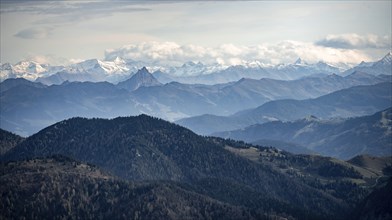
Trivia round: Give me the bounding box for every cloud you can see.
[104,41,251,66]
[1,1,150,15]
[14,27,53,39]
[104,40,373,67]
[316,34,391,49]
[32,2,150,26]
[7,1,150,40]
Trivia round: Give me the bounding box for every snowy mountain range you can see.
[0,61,63,81]
[2,52,390,85]
[153,58,349,85]
[35,57,145,84]
[0,57,157,84]
[343,52,392,76]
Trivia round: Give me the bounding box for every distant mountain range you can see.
[1,57,154,84]
[0,77,46,93]
[343,52,392,76]
[1,70,389,136]
[153,58,343,85]
[1,52,392,220]
[2,115,391,219]
[177,82,392,135]
[2,52,391,85]
[213,108,392,159]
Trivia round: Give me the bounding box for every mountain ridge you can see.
[177,82,392,135]
[213,108,392,159]
[3,70,389,136]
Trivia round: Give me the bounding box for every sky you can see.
[0,0,391,66]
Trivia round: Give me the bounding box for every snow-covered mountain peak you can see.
[72,59,100,71]
[13,61,48,73]
[343,51,392,76]
[314,61,343,73]
[167,61,209,77]
[113,56,126,65]
[379,52,392,64]
[0,60,64,81]
[243,60,268,68]
[69,58,130,75]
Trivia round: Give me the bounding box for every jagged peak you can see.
[379,51,392,64]
[117,66,161,91]
[137,66,150,74]
[113,56,126,64]
[294,57,307,65]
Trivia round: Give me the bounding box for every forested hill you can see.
[0,128,24,155]
[1,114,391,219]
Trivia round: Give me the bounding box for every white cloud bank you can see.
[104,39,381,67]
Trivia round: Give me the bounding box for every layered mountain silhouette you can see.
[1,68,389,136]
[0,80,138,136]
[344,52,392,76]
[0,77,47,93]
[214,108,392,159]
[1,51,392,220]
[177,82,392,135]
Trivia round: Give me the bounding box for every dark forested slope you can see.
[2,115,390,219]
[0,156,263,220]
[1,115,355,219]
[0,128,24,155]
